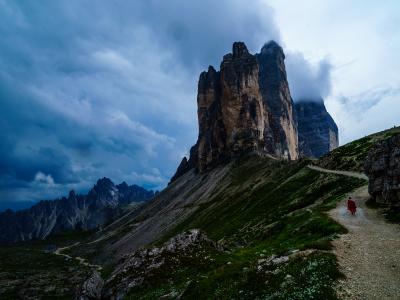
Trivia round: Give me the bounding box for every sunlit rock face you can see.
[257,41,298,161]
[295,100,338,158]
[171,41,298,180]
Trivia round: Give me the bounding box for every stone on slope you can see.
[102,229,221,299]
[76,270,104,300]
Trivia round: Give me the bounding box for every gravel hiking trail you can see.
[308,165,400,299]
[54,242,102,271]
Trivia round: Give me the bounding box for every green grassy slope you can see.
[0,231,93,299]
[4,127,398,299]
[124,156,365,299]
[317,126,400,172]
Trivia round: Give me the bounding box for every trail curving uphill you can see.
[307,165,368,180]
[54,242,102,271]
[308,165,400,299]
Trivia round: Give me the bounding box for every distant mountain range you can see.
[0,178,155,244]
[0,201,36,213]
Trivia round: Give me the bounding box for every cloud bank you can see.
[286,52,332,102]
[0,0,283,208]
[3,1,392,210]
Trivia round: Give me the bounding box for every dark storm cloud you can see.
[0,0,282,208]
[285,52,332,102]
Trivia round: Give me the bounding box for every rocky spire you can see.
[257,40,298,160]
[232,41,250,58]
[295,99,338,158]
[170,41,299,182]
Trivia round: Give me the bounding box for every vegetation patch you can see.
[0,239,92,299]
[120,156,364,299]
[317,127,400,172]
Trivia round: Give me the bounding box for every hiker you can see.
[347,197,357,215]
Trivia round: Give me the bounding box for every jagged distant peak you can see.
[260,40,283,55]
[0,177,155,243]
[207,65,217,73]
[262,40,281,48]
[117,181,129,190]
[232,41,249,58]
[68,190,76,199]
[95,177,114,187]
[92,177,117,195]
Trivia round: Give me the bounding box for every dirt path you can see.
[308,165,368,180]
[54,242,102,271]
[308,165,400,299]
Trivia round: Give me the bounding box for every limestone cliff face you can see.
[171,41,298,180]
[295,100,338,158]
[196,65,227,171]
[219,42,267,160]
[364,134,400,206]
[257,41,298,160]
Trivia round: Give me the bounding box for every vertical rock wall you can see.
[171,41,298,179]
[295,100,338,158]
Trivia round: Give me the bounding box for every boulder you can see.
[76,270,104,300]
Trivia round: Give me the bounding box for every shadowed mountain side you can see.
[77,154,364,265]
[0,178,155,244]
[295,100,338,158]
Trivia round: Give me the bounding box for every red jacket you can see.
[347,199,356,211]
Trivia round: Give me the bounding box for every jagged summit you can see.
[94,177,114,189]
[261,40,283,54]
[171,41,298,182]
[117,181,129,189]
[232,41,250,58]
[68,190,76,199]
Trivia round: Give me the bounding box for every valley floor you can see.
[310,166,400,299]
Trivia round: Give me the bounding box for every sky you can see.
[0,0,399,210]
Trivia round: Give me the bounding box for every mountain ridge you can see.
[0,177,155,244]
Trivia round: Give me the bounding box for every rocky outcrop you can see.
[76,270,104,300]
[102,229,221,299]
[364,134,400,206]
[171,41,298,181]
[0,178,155,244]
[295,100,338,158]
